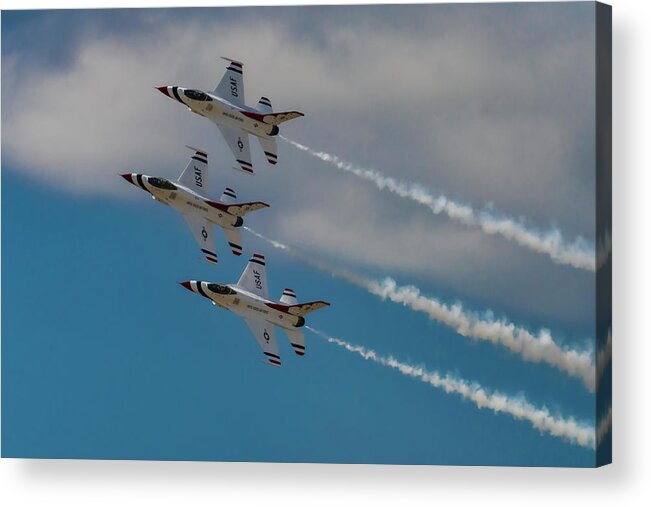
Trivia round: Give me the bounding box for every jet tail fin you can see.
[257,96,273,114]
[279,288,298,305]
[220,187,237,204]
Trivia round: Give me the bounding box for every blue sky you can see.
[2,4,608,466]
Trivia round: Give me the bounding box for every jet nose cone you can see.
[179,281,193,291]
[120,173,136,185]
[156,86,171,97]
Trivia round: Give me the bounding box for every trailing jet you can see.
[121,146,268,264]
[180,253,330,366]
[156,57,304,174]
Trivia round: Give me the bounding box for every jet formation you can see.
[125,57,329,367]
[157,57,304,174]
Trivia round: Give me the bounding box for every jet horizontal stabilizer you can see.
[184,145,208,156]
[206,199,269,217]
[265,300,331,317]
[241,110,305,126]
[220,56,244,67]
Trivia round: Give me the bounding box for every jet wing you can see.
[284,328,305,356]
[237,253,268,298]
[182,214,217,264]
[178,146,208,192]
[257,136,278,165]
[217,124,253,174]
[243,317,281,366]
[222,226,243,257]
[214,57,245,107]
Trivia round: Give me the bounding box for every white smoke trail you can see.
[245,227,596,390]
[596,406,612,447]
[595,328,612,388]
[596,231,612,270]
[367,278,596,391]
[281,136,596,271]
[307,326,596,449]
[244,226,370,287]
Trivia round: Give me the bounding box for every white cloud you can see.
[2,9,597,327]
[262,183,595,326]
[283,136,595,270]
[3,10,594,221]
[2,22,331,194]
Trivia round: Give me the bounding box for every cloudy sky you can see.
[2,4,608,466]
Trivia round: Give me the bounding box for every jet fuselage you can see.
[122,174,242,230]
[157,86,278,139]
[184,280,305,332]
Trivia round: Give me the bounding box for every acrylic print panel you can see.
[1,2,611,467]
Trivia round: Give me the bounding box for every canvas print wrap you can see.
[1,2,611,467]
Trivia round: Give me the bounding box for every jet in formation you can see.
[180,253,330,366]
[157,57,304,175]
[121,146,268,264]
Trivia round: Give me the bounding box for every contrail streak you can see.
[306,326,596,449]
[244,226,370,287]
[595,328,612,388]
[596,231,612,270]
[367,278,595,391]
[596,406,612,448]
[245,227,596,390]
[281,136,595,271]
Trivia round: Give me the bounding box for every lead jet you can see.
[180,253,330,366]
[157,57,304,175]
[121,146,268,264]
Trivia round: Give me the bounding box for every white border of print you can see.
[1,1,649,506]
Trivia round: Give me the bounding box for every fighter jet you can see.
[121,146,268,264]
[180,253,330,366]
[156,57,304,175]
